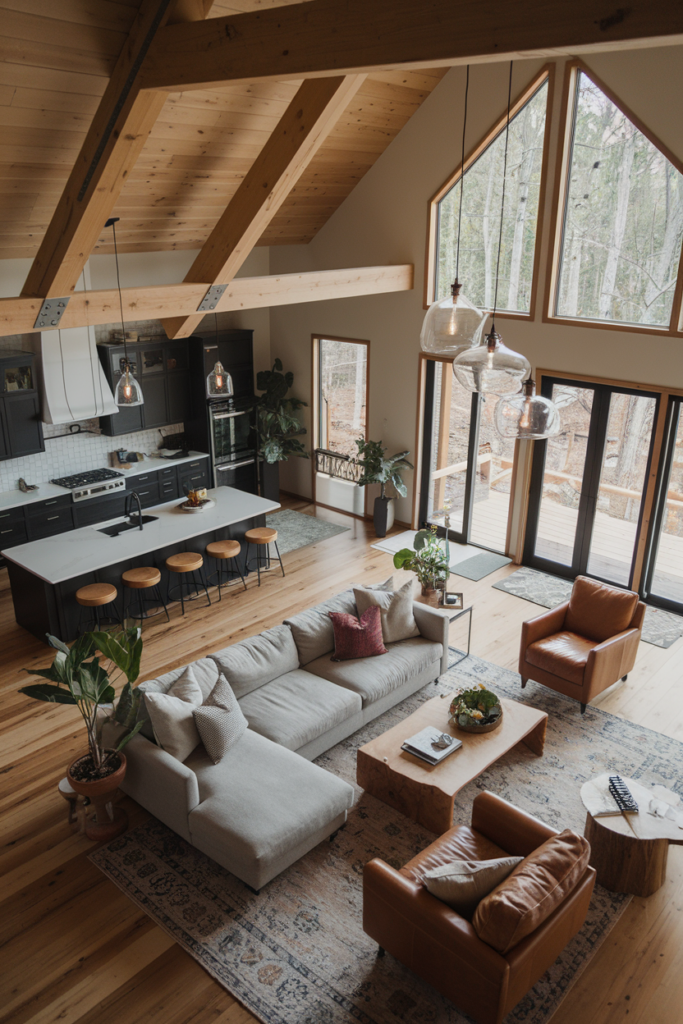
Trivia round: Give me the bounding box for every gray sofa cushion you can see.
[209,624,299,699]
[136,658,220,739]
[305,636,443,706]
[284,589,357,665]
[238,668,362,751]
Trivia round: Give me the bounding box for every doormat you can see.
[452,550,512,580]
[493,566,683,648]
[264,509,349,555]
[88,654,680,1024]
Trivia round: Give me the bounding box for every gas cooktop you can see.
[51,468,126,502]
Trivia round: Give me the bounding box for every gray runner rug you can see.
[264,508,349,555]
[86,654,683,1024]
[494,566,683,649]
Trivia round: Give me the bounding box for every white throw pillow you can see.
[422,856,523,918]
[353,578,420,644]
[194,674,248,764]
[144,665,203,763]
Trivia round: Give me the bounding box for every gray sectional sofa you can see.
[117,589,450,891]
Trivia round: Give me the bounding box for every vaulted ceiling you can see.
[0,0,446,259]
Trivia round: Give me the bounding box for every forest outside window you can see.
[555,68,683,329]
[433,73,550,315]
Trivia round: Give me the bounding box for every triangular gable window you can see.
[556,70,683,327]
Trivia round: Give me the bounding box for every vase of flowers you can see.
[450,684,503,733]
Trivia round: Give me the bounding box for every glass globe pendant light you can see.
[494,378,561,439]
[107,217,144,408]
[421,67,487,357]
[206,315,233,397]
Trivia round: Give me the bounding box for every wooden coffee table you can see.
[357,695,547,834]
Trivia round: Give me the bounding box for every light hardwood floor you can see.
[1,496,681,1024]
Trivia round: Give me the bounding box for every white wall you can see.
[269,46,683,522]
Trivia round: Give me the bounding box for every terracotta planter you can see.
[452,707,504,734]
[67,750,128,841]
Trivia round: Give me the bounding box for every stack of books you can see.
[402,726,462,766]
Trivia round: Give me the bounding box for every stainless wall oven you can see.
[209,400,257,492]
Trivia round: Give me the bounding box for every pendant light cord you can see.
[110,218,129,366]
[491,61,513,332]
[454,65,470,283]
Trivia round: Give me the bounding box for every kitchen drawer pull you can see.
[45,500,57,505]
[189,475,204,482]
[1,528,13,534]
[47,515,60,521]
[189,461,200,467]
[217,458,255,470]
[0,512,10,519]
[138,490,151,496]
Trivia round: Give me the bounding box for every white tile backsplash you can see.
[0,419,184,492]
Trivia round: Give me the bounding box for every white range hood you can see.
[33,326,118,425]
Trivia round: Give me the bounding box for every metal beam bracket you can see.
[197,284,227,312]
[33,297,70,330]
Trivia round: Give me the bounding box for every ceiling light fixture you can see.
[420,66,487,357]
[494,377,560,439]
[206,312,233,398]
[107,217,144,408]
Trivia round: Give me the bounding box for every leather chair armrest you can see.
[584,627,640,697]
[471,792,556,858]
[521,602,568,650]
[412,601,450,676]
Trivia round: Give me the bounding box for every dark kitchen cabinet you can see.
[140,375,168,430]
[73,492,127,528]
[0,352,45,461]
[97,339,189,436]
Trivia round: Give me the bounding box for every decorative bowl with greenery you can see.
[393,526,450,595]
[354,437,413,537]
[449,684,503,733]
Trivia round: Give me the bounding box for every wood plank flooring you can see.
[1,495,682,1024]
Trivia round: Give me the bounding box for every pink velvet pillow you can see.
[329,607,388,661]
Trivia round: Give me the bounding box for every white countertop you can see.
[0,451,210,512]
[2,486,279,584]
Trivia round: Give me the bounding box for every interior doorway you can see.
[312,336,369,516]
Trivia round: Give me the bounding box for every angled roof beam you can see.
[0,266,413,335]
[20,0,216,302]
[140,0,683,92]
[160,74,366,339]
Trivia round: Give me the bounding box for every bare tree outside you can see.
[557,71,683,326]
[319,339,367,457]
[436,79,548,312]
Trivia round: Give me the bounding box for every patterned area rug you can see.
[87,655,683,1024]
[493,566,683,648]
[264,509,349,555]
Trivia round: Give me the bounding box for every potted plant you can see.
[450,684,503,733]
[20,628,144,841]
[354,438,413,537]
[393,526,449,598]
[255,359,309,501]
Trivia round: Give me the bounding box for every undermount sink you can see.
[98,515,158,537]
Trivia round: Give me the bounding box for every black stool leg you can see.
[200,565,211,606]
[179,576,185,615]
[94,606,101,630]
[156,584,170,623]
[256,545,262,587]
[274,539,285,578]
[234,556,247,592]
[216,559,223,602]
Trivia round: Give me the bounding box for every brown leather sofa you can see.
[519,575,645,713]
[363,792,595,1024]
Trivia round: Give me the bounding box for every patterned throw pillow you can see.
[329,606,388,662]
[193,675,248,764]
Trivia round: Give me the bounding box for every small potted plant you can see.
[393,526,449,599]
[255,359,309,501]
[20,628,144,840]
[450,684,503,733]
[354,437,413,537]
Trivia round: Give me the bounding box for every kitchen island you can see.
[2,487,280,642]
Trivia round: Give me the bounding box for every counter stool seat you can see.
[122,567,169,627]
[206,539,247,597]
[244,527,285,587]
[75,583,119,633]
[166,551,210,614]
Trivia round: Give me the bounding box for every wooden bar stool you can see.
[165,551,211,614]
[244,527,285,587]
[206,539,247,599]
[122,567,170,626]
[75,583,120,633]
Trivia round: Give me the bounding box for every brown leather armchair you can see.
[363,792,595,1024]
[519,575,645,713]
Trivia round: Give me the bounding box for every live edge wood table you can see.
[357,695,547,834]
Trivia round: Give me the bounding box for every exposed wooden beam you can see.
[140,0,683,92]
[20,0,215,301]
[0,265,413,335]
[160,74,366,339]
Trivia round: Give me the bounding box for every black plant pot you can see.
[373,496,395,538]
[259,460,280,502]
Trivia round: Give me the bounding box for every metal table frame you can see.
[444,603,473,666]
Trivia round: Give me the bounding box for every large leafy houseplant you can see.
[354,438,413,537]
[393,527,450,593]
[20,628,144,779]
[255,359,309,465]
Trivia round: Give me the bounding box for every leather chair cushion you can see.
[565,575,638,643]
[472,829,591,954]
[401,825,510,884]
[525,631,595,685]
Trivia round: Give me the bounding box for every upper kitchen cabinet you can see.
[0,352,44,461]
[97,339,189,436]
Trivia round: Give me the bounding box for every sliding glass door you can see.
[643,398,683,612]
[524,376,658,587]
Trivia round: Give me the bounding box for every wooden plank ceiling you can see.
[0,0,446,259]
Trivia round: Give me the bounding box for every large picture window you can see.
[555,69,683,328]
[433,74,549,315]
